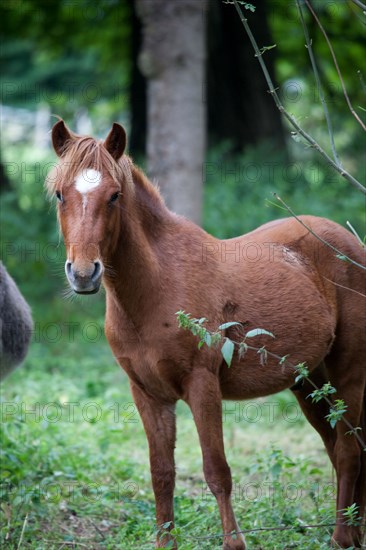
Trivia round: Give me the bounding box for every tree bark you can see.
[129,0,147,157]
[137,0,207,225]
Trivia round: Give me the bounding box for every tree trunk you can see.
[129,0,147,157]
[207,0,286,152]
[136,0,207,225]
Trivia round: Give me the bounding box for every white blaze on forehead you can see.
[74,169,102,194]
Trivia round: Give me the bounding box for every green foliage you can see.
[1,335,336,549]
[340,503,362,527]
[0,0,131,120]
[176,311,275,368]
[176,311,221,350]
[308,384,348,429]
[325,400,348,429]
[177,313,357,438]
[203,141,365,241]
[272,1,365,113]
[1,146,62,302]
[294,363,310,384]
[232,446,335,549]
[309,383,337,404]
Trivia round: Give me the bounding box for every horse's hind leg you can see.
[325,350,366,549]
[292,358,366,548]
[291,362,337,467]
[355,393,366,546]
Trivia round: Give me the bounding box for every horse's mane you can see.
[45,134,137,197]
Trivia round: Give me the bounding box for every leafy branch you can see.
[176,311,366,449]
[350,0,366,11]
[176,311,274,367]
[341,503,362,527]
[222,0,255,10]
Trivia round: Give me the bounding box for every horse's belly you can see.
[219,355,298,400]
[219,317,335,400]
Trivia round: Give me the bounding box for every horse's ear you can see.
[104,123,127,161]
[52,120,74,157]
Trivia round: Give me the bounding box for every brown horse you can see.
[47,120,366,549]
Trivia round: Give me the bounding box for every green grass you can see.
[1,301,338,549]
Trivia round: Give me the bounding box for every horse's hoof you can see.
[156,537,178,549]
[223,534,246,550]
[331,529,359,549]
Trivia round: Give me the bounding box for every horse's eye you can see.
[55,191,63,203]
[109,192,120,204]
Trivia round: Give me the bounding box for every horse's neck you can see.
[104,169,173,324]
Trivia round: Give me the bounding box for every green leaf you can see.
[221,338,235,367]
[245,328,275,339]
[336,254,350,262]
[204,332,212,347]
[309,468,322,475]
[218,322,242,330]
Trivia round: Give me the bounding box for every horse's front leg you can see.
[184,369,246,550]
[130,382,177,548]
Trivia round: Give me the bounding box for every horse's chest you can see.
[121,352,182,401]
[105,323,182,400]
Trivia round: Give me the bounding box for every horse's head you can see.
[48,120,129,294]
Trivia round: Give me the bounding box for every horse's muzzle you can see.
[65,260,103,294]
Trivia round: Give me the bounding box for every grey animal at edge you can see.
[0,262,33,380]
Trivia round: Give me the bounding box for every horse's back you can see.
[243,215,365,283]
[244,215,365,337]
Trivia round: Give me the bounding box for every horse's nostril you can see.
[92,261,102,282]
[66,261,72,276]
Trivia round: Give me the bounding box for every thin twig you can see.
[180,315,366,449]
[184,522,336,541]
[152,519,366,544]
[346,220,365,246]
[88,518,106,540]
[304,0,366,131]
[234,339,366,449]
[43,541,89,548]
[16,513,28,550]
[231,0,366,195]
[296,0,341,166]
[358,70,366,94]
[350,0,366,12]
[274,193,366,271]
[322,276,366,299]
